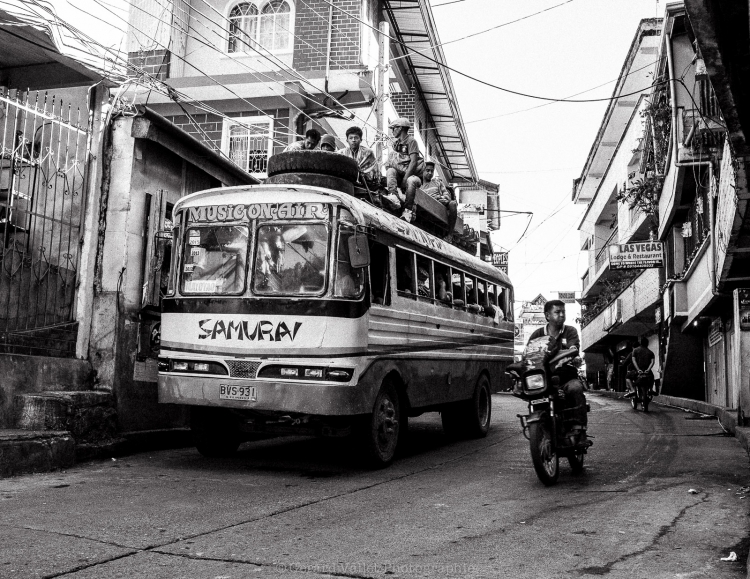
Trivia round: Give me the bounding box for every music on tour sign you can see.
[608,241,664,270]
[492,252,508,273]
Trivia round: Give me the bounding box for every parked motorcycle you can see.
[631,372,653,412]
[506,337,592,486]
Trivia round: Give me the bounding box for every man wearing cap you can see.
[385,118,424,222]
[320,134,337,152]
[337,126,379,184]
[421,161,458,241]
[285,128,322,151]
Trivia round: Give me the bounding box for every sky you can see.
[47,0,663,314]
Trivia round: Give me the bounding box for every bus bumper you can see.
[158,374,374,416]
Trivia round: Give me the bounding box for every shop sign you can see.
[608,241,664,270]
[739,289,750,331]
[557,291,576,303]
[492,252,508,273]
[187,202,329,223]
[708,318,723,347]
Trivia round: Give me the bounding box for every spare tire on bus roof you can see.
[267,150,359,182]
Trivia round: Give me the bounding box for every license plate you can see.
[220,384,256,401]
[531,397,549,406]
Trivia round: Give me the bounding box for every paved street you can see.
[1,393,749,579]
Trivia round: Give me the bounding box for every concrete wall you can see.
[0,355,94,428]
[89,117,233,432]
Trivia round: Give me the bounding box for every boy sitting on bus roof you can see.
[337,126,379,186]
[421,161,458,242]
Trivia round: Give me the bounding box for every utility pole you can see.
[375,21,389,164]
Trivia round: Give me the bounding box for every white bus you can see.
[158,181,514,466]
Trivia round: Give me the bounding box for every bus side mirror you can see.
[348,232,370,268]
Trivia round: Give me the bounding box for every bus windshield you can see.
[181,225,249,295]
[253,223,329,296]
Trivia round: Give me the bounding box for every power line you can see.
[322,0,668,104]
[392,0,575,59]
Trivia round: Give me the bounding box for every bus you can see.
[158,177,515,466]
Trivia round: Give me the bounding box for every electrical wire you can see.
[322,0,670,104]
[390,0,575,59]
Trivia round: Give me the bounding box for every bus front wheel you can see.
[359,379,402,468]
[191,408,242,458]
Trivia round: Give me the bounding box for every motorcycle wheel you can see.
[529,422,559,486]
[642,390,650,413]
[631,396,638,411]
[568,451,585,474]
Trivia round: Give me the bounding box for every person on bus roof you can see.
[337,126,379,185]
[421,161,458,242]
[320,134,336,152]
[385,118,424,223]
[285,128,322,152]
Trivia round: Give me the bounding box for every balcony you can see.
[580,267,664,352]
[582,228,618,297]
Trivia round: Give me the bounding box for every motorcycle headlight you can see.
[524,373,546,392]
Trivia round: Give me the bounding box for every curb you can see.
[590,390,739,435]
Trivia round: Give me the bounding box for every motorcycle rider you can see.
[527,300,588,438]
[624,337,655,396]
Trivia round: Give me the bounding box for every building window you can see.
[222,116,274,177]
[261,1,291,51]
[227,1,293,54]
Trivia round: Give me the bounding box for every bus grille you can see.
[226,360,261,379]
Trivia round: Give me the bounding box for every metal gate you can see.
[0,89,89,355]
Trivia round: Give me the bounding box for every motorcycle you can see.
[631,371,654,412]
[506,336,592,486]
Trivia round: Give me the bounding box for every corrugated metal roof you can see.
[384,0,477,184]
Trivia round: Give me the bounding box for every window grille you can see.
[223,117,274,176]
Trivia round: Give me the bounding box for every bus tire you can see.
[267,151,359,182]
[466,373,492,438]
[191,408,241,458]
[441,374,492,439]
[359,378,402,468]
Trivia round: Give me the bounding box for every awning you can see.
[383,1,477,183]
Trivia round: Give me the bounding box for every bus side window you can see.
[434,262,451,306]
[416,255,433,300]
[370,242,390,306]
[396,248,416,298]
[477,279,487,306]
[487,283,497,307]
[452,270,465,307]
[498,285,510,321]
[506,288,514,322]
[466,275,481,313]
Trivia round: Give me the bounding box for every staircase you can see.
[0,355,124,478]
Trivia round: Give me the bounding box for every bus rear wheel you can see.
[359,379,401,468]
[191,408,242,458]
[441,374,492,439]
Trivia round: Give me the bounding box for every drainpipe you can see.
[665,31,717,296]
[325,3,333,94]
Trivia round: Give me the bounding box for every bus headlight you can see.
[161,359,228,375]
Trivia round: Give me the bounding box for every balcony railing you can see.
[594,228,618,273]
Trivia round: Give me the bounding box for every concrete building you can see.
[573,18,664,391]
[576,1,750,409]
